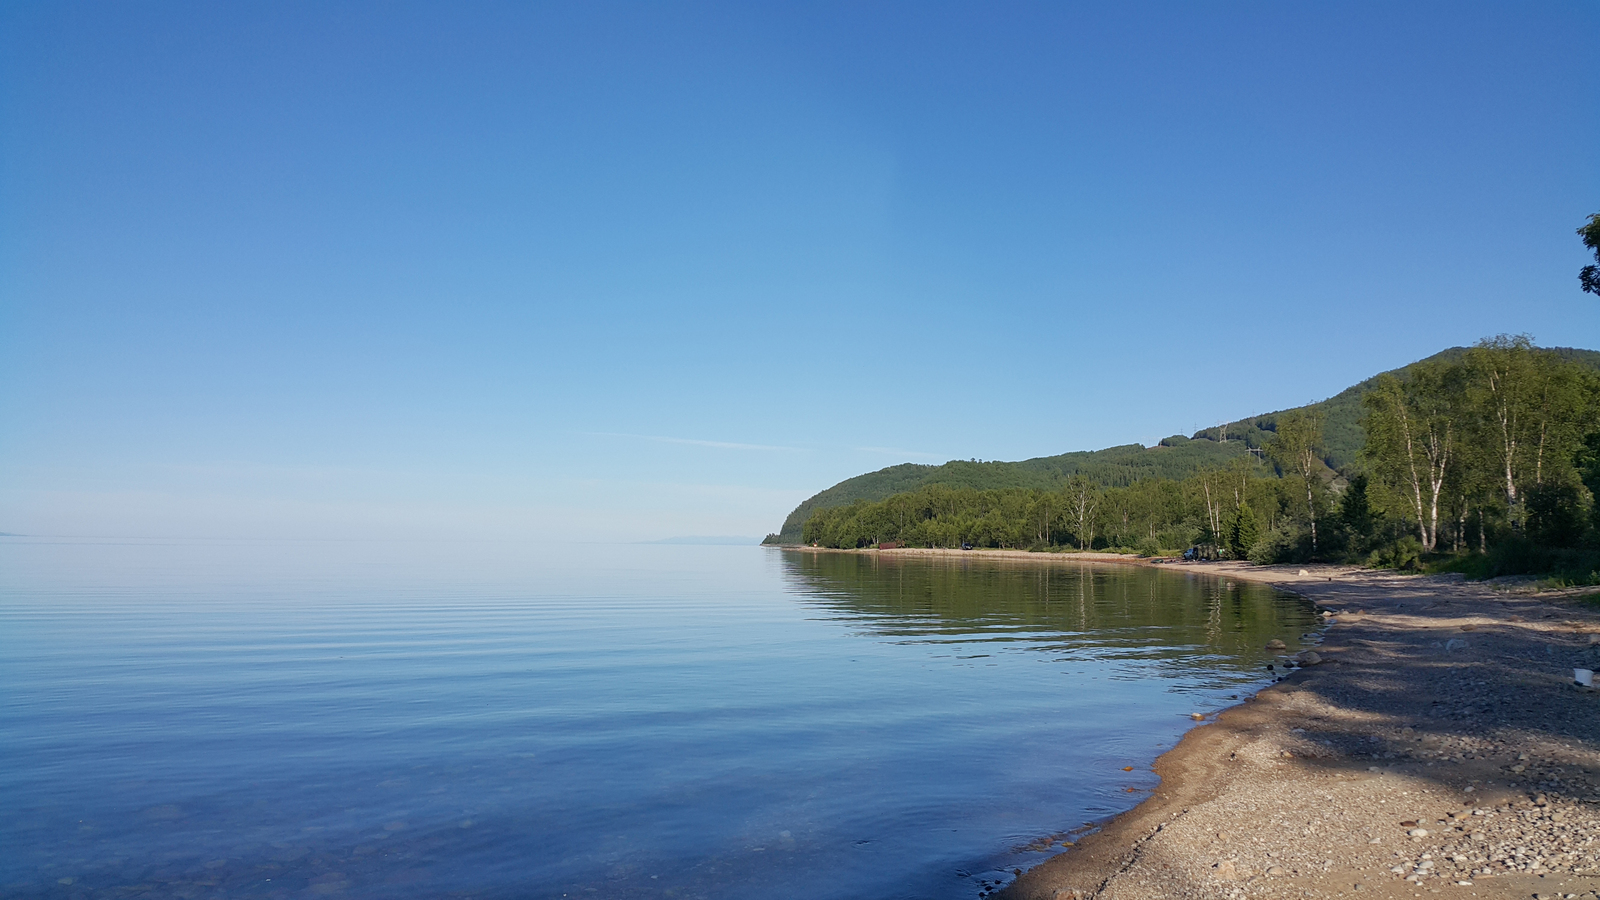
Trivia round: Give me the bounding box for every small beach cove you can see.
[959,554,1600,900]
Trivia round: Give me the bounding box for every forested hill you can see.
[1188,346,1600,469]
[764,345,1600,545]
[769,441,1255,544]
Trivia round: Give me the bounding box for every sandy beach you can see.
[815,547,1600,899]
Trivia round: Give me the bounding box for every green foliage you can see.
[1359,365,1461,552]
[1432,538,1600,586]
[774,440,1257,543]
[800,466,1290,552]
[1154,524,1203,551]
[774,345,1600,543]
[1371,536,1424,571]
[1580,212,1600,296]
[1426,552,1494,580]
[1188,346,1600,471]
[1525,481,1587,549]
[1352,338,1600,553]
[1246,527,1292,565]
[785,340,1600,585]
[802,486,1051,550]
[1339,474,1374,536]
[1266,410,1328,552]
[1351,338,1600,577]
[1226,502,1260,560]
[1579,431,1600,534]
[1315,473,1374,560]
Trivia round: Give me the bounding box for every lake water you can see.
[0,539,1319,900]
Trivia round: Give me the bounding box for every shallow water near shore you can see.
[0,539,1319,900]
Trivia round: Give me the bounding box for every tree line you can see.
[802,337,1600,583]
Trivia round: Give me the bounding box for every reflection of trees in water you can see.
[779,551,1319,672]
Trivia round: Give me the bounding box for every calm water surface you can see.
[0,539,1320,900]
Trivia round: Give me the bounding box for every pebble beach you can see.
[994,560,1600,900]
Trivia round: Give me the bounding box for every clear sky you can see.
[2,1,1597,542]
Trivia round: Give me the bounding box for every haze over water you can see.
[1,538,1319,900]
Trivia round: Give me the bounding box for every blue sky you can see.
[2,1,1597,541]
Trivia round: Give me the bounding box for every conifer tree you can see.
[1227,501,1260,560]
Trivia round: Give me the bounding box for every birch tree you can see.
[1267,410,1326,554]
[1527,352,1593,488]
[1464,336,1539,530]
[1029,492,1059,547]
[1198,472,1225,546]
[1360,366,1457,551]
[1064,475,1100,551]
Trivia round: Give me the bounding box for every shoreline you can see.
[773,545,1152,566]
[1008,558,1600,899]
[777,546,1600,899]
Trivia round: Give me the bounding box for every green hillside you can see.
[769,441,1254,543]
[765,345,1600,545]
[1191,346,1600,469]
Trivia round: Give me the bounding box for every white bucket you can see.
[1576,668,1595,688]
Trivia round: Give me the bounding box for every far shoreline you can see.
[768,544,1159,567]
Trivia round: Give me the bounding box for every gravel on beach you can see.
[999,562,1600,900]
